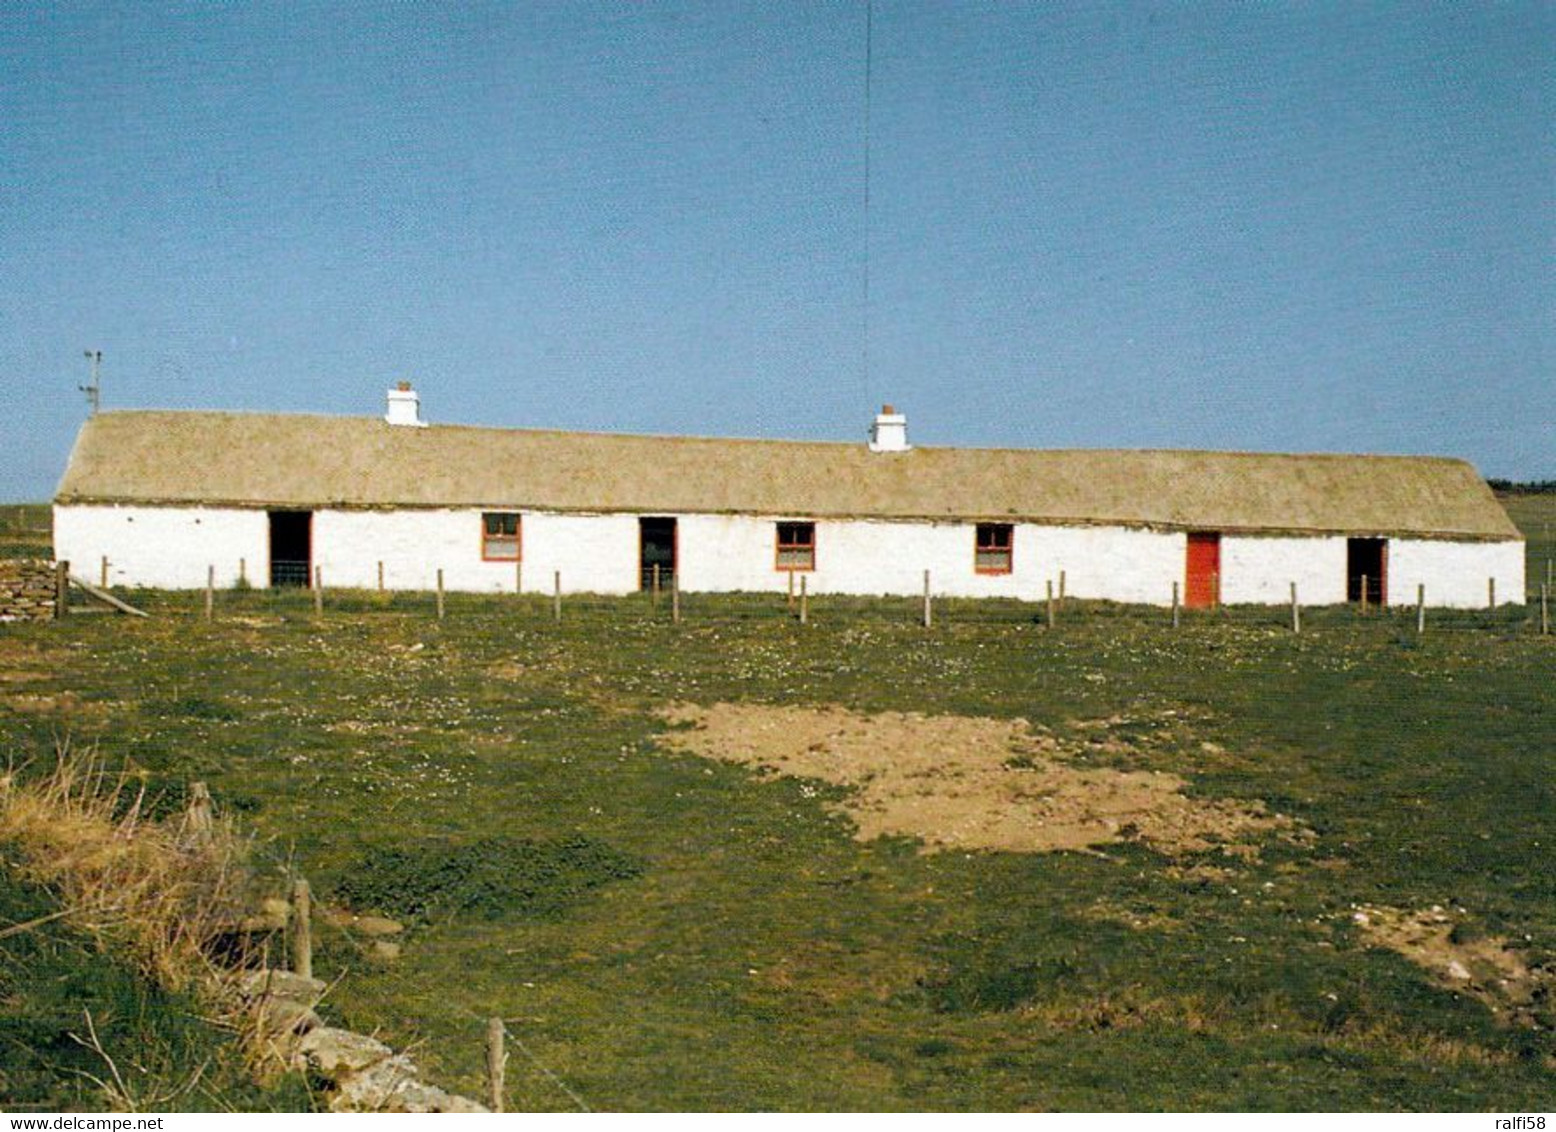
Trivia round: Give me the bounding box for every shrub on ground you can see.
[332,836,644,924]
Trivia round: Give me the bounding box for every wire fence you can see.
[68,570,1553,639]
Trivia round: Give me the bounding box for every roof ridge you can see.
[61,411,1517,538]
[85,409,1473,465]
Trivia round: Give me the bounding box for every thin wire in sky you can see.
[861,0,873,413]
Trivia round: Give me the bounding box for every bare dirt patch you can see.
[658,703,1304,857]
[1353,905,1552,1028]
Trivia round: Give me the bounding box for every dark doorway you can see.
[1184,532,1221,609]
[1347,538,1387,605]
[639,517,677,591]
[268,511,312,587]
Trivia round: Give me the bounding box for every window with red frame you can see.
[776,521,816,571]
[482,512,521,561]
[975,523,1013,574]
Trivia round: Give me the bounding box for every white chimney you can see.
[868,404,910,453]
[386,381,427,428]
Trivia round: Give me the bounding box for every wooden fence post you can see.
[799,575,808,625]
[515,560,522,596]
[54,560,68,619]
[1416,584,1426,635]
[1360,575,1368,616]
[377,561,384,593]
[672,571,681,624]
[553,571,562,623]
[313,566,323,615]
[1171,581,1180,629]
[1290,582,1300,634]
[922,570,932,629]
[787,570,794,611]
[100,555,109,588]
[652,564,661,608]
[436,569,445,620]
[239,557,247,586]
[1058,569,1066,605]
[291,878,312,980]
[186,781,213,840]
[1046,580,1055,629]
[205,565,215,621]
[1488,577,1495,610]
[486,1017,507,1113]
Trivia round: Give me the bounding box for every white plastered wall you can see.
[1388,538,1524,609]
[314,508,639,594]
[1219,536,1349,605]
[677,516,1185,603]
[52,503,1525,607]
[54,504,267,589]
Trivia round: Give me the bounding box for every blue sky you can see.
[2,1,1550,499]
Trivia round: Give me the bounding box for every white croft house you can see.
[54,385,1524,609]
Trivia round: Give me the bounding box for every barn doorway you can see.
[1184,532,1221,609]
[1347,538,1387,605]
[639,517,677,592]
[268,511,312,587]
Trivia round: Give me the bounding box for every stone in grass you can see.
[327,1055,421,1112]
[391,1081,490,1114]
[235,969,326,1004]
[296,1027,489,1113]
[253,996,321,1038]
[350,1075,489,1114]
[368,940,402,962]
[296,1026,401,1080]
[353,915,404,937]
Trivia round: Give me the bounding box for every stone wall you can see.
[0,559,56,622]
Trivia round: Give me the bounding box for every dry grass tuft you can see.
[0,740,255,993]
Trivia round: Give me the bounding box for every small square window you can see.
[482,512,521,561]
[776,521,816,571]
[975,523,1013,574]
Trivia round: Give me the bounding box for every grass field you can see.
[1500,493,1555,599]
[1,497,1552,1110]
[0,856,312,1111]
[0,504,49,561]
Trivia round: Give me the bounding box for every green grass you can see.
[0,504,49,561]
[0,496,1550,1109]
[1,583,1551,1111]
[0,846,314,1112]
[1499,492,1555,600]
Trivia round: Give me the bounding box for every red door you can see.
[1185,532,1221,609]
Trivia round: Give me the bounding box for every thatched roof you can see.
[55,410,1520,540]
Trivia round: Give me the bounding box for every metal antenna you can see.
[80,350,101,415]
[861,0,873,412]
